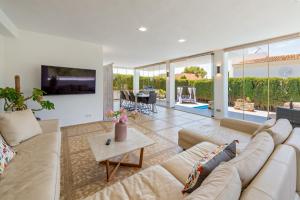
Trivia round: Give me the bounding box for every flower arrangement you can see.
[106,108,139,124]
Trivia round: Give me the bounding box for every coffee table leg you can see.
[105,160,110,181]
[138,148,144,168]
[105,154,129,182]
[102,149,145,182]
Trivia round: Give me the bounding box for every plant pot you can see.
[114,122,127,142]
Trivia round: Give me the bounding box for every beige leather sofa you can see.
[85,119,300,200]
[0,119,61,200]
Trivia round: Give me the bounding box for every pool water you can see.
[194,105,209,109]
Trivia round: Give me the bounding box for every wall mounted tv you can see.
[41,65,96,95]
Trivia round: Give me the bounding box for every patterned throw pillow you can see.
[182,140,238,193]
[0,135,15,175]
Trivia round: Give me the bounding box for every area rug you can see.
[60,116,182,200]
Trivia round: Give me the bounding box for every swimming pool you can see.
[194,105,209,109]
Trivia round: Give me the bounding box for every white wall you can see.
[0,9,18,37]
[1,30,103,126]
[233,61,300,78]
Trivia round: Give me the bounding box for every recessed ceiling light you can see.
[138,26,147,32]
[178,39,186,43]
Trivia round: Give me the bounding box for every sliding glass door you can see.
[171,54,214,117]
[228,49,244,120]
[243,45,269,122]
[113,67,134,111]
[226,37,300,122]
[138,63,167,106]
[269,38,300,113]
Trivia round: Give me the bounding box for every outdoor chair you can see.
[120,90,126,108]
[145,91,157,113]
[120,90,134,110]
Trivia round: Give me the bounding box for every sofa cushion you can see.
[184,163,241,200]
[240,145,296,200]
[0,131,60,200]
[179,127,251,153]
[252,118,276,137]
[228,132,274,188]
[84,165,184,200]
[284,128,300,193]
[220,118,260,135]
[0,135,15,175]
[182,141,237,193]
[162,142,218,184]
[0,109,42,146]
[265,118,292,145]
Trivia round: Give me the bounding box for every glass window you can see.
[226,37,300,123]
[171,54,214,117]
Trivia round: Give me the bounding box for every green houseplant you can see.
[0,87,55,112]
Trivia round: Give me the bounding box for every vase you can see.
[114,122,127,142]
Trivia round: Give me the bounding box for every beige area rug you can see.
[60,115,183,200]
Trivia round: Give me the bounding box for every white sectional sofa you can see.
[0,119,61,200]
[85,118,300,200]
[178,118,275,153]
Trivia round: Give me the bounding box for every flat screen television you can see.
[41,65,96,95]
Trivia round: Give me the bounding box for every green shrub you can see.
[113,74,133,90]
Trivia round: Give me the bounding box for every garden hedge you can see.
[114,75,300,111]
[113,74,133,90]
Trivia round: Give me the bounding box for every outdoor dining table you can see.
[134,93,150,111]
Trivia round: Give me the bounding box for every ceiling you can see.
[0,0,300,67]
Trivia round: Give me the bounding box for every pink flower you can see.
[119,114,128,123]
[112,118,118,124]
[120,108,126,114]
[105,109,114,118]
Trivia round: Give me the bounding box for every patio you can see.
[175,102,275,123]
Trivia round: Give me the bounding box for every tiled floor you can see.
[60,106,216,200]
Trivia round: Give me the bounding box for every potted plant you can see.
[0,87,55,116]
[106,108,138,142]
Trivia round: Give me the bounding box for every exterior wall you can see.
[1,30,103,126]
[233,60,300,77]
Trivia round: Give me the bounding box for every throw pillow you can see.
[182,140,237,193]
[0,134,15,175]
[184,163,241,200]
[265,118,292,145]
[0,109,42,146]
